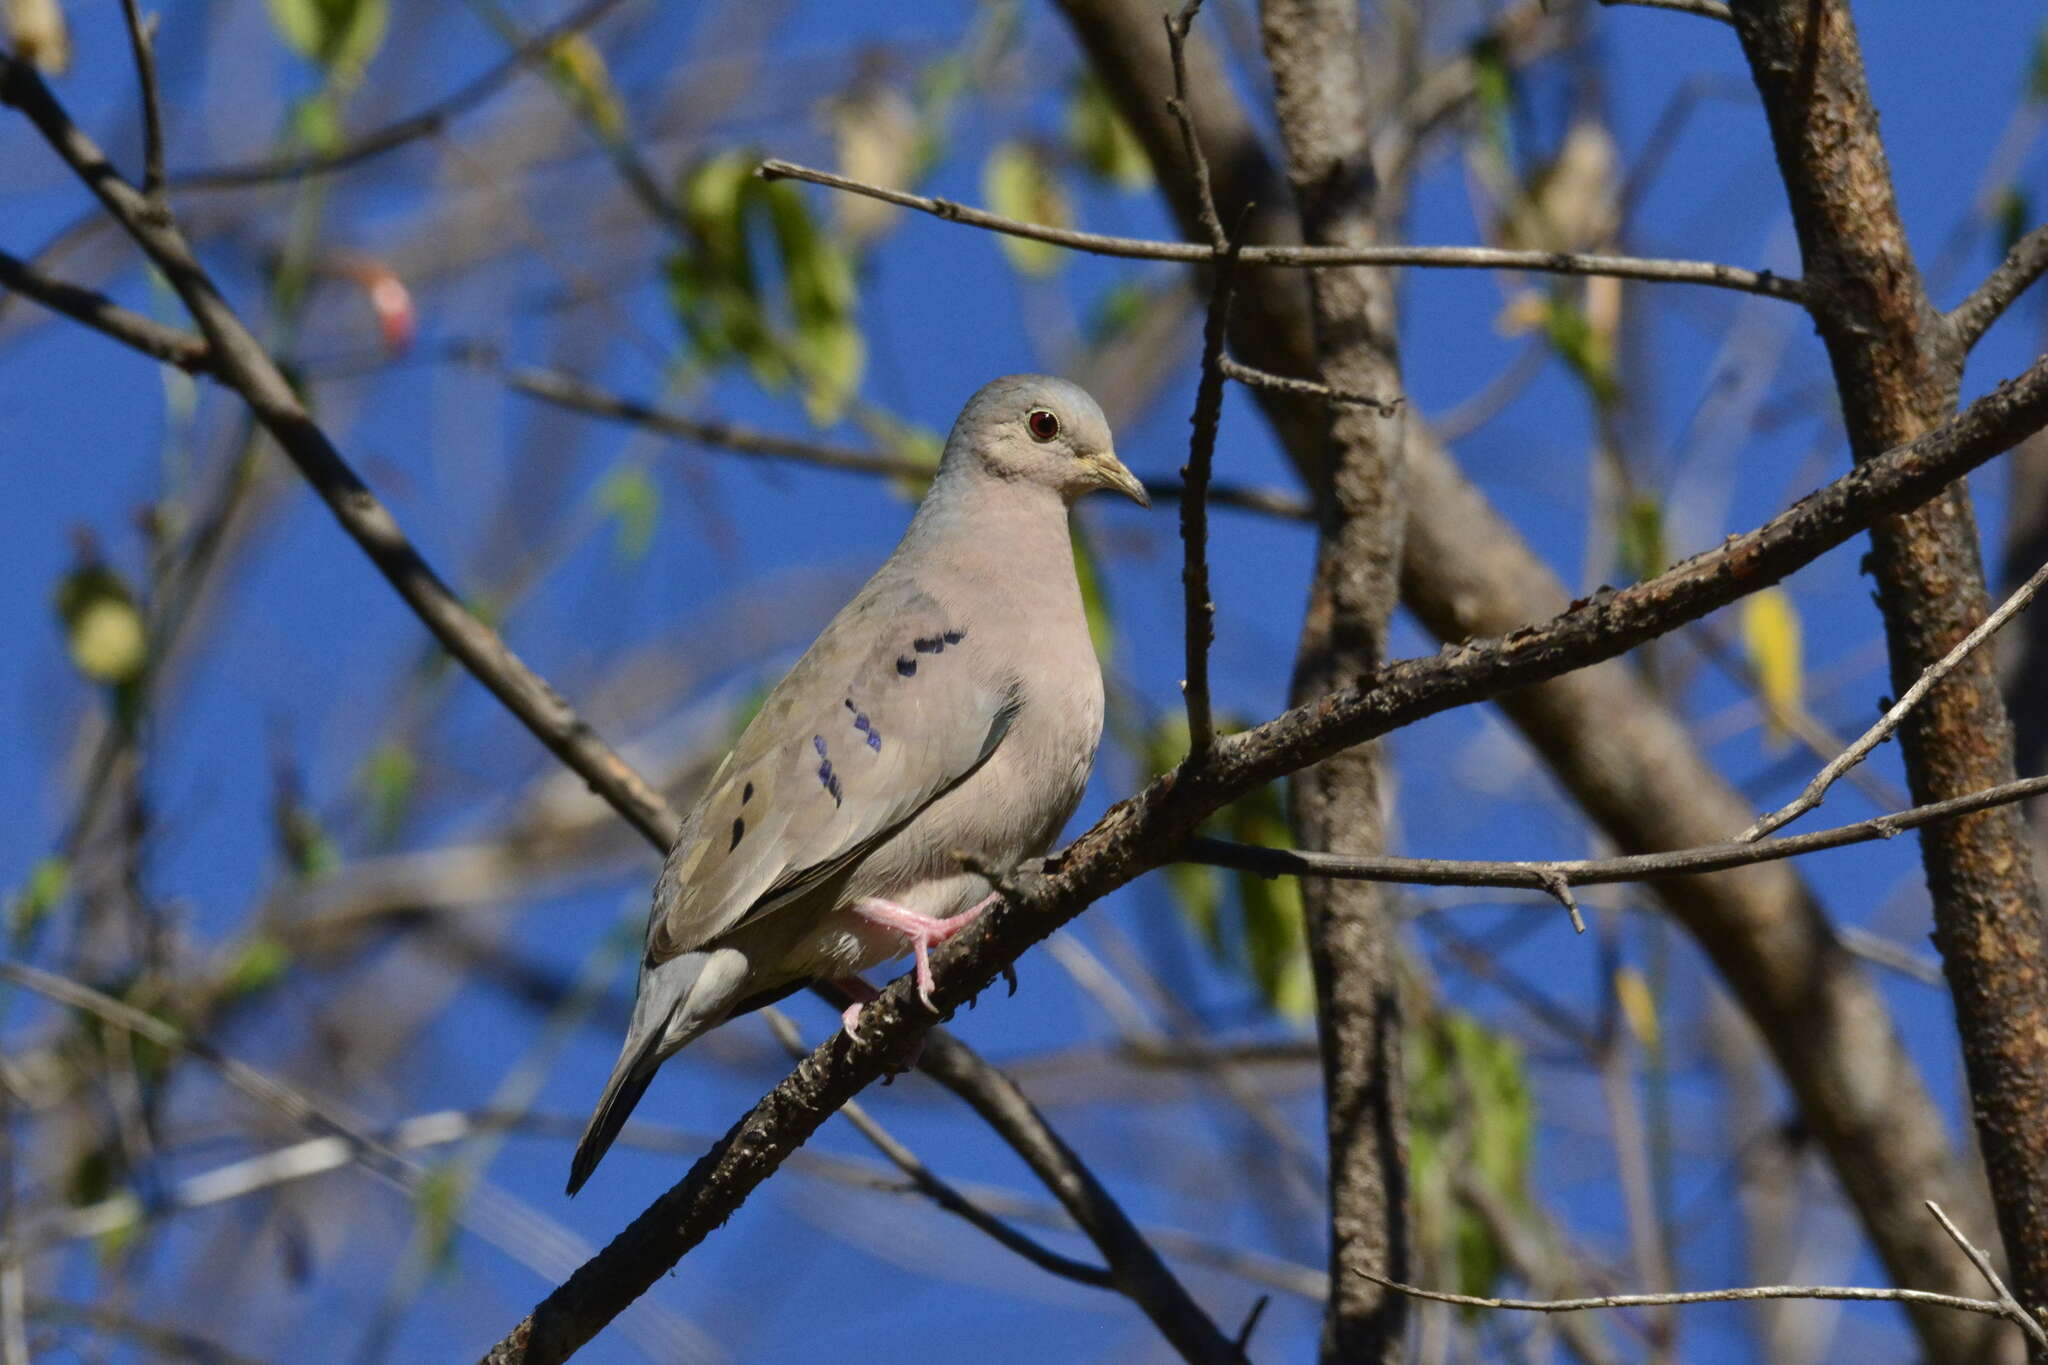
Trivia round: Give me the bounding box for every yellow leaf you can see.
[982,142,1069,278]
[1741,587,1804,750]
[1615,967,1660,1052]
[548,32,626,140]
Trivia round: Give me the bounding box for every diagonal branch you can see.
[755,159,1807,302]
[1743,554,2048,841]
[168,0,631,191]
[1949,222,2048,353]
[0,248,212,370]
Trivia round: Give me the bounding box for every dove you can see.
[567,375,1147,1194]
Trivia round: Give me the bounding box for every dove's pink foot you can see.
[850,893,998,1009]
[834,975,881,1038]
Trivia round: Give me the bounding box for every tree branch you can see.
[1949,222,2048,353]
[114,0,164,197]
[1188,771,2048,891]
[0,248,211,370]
[755,159,1806,302]
[1744,553,2048,841]
[167,0,631,192]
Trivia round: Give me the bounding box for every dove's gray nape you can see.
[569,374,1130,1193]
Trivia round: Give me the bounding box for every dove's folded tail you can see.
[567,1021,666,1196]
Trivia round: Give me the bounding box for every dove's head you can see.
[941,375,1149,507]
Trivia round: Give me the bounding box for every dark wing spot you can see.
[813,734,827,757]
[729,817,745,850]
[742,782,754,804]
[896,656,916,677]
[913,635,943,654]
[817,759,842,805]
[865,728,882,752]
[942,628,965,644]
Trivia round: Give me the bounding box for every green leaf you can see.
[1616,493,1666,582]
[1542,293,1618,409]
[1088,281,1151,346]
[668,152,864,422]
[2030,25,2048,104]
[362,741,416,840]
[1143,718,1312,1018]
[1997,185,2032,257]
[8,856,69,946]
[1409,1009,1535,1301]
[413,1163,463,1271]
[547,32,626,140]
[1066,74,1151,191]
[264,0,387,78]
[223,937,294,999]
[54,562,146,686]
[596,465,660,563]
[982,142,1070,277]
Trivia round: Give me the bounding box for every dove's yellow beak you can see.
[1085,450,1150,507]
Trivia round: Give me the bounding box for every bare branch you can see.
[1594,0,1734,25]
[0,962,407,1182]
[760,1012,1116,1292]
[755,159,1807,302]
[1187,773,2048,892]
[0,247,211,370]
[1743,554,2048,841]
[1927,1200,2048,1351]
[475,347,1315,518]
[1220,356,1398,413]
[1949,222,2048,352]
[168,0,631,191]
[1168,0,1234,762]
[1359,1270,2011,1322]
[114,0,164,197]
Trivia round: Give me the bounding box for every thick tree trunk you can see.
[1258,1,1412,1358]
[1734,0,2048,1339]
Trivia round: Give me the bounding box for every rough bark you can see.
[1052,1,2011,1355]
[1257,0,1412,1356]
[1734,0,2048,1338]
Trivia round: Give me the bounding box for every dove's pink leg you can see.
[850,894,999,1009]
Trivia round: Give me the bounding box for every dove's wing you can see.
[645,577,1017,964]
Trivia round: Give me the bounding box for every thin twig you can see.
[1166,0,1233,761]
[761,1012,1115,1291]
[1741,553,2048,841]
[1187,771,2048,893]
[1359,1270,2010,1320]
[1926,1200,2048,1350]
[0,962,408,1180]
[168,0,630,191]
[115,0,165,197]
[1220,356,1399,413]
[472,347,1315,518]
[1948,221,2048,352]
[755,159,1806,303]
[0,248,212,370]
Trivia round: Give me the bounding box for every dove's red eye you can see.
[1026,408,1061,442]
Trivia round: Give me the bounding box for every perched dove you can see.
[568,375,1147,1194]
